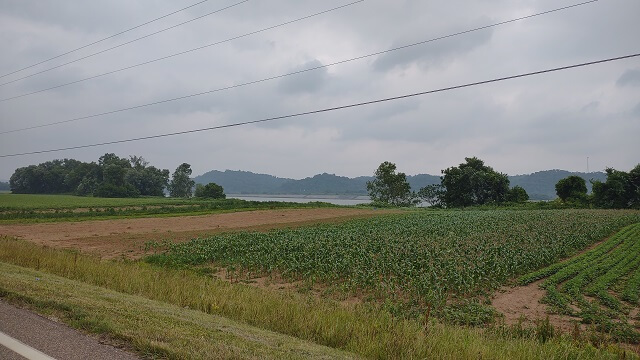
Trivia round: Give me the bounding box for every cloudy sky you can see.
[0,0,638,181]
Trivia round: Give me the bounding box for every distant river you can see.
[228,194,371,206]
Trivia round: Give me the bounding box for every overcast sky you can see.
[0,0,638,181]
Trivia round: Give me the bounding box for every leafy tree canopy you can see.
[591,165,640,209]
[194,182,226,199]
[169,163,195,198]
[555,175,587,203]
[441,157,509,207]
[9,154,170,198]
[507,185,529,203]
[366,161,416,207]
[417,184,444,207]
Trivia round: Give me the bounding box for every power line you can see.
[0,0,250,87]
[2,52,637,158]
[0,0,212,79]
[0,0,598,134]
[0,0,361,88]
[0,0,597,103]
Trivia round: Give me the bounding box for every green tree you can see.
[366,161,415,206]
[169,163,195,198]
[555,175,587,202]
[417,184,444,207]
[194,182,226,199]
[125,156,169,196]
[441,157,510,207]
[591,165,640,208]
[507,185,529,203]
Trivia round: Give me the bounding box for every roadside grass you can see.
[0,262,357,360]
[519,223,640,342]
[0,237,632,359]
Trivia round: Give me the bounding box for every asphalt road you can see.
[0,300,139,360]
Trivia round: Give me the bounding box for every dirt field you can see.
[0,208,391,259]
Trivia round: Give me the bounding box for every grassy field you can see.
[0,193,337,222]
[0,237,632,359]
[148,209,640,323]
[2,194,640,357]
[519,223,640,342]
[0,262,356,360]
[0,193,196,209]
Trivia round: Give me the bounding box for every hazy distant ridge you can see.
[194,169,605,200]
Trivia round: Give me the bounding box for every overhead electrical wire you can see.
[0,0,597,102]
[0,0,361,88]
[0,0,250,87]
[0,0,213,79]
[0,0,598,134]
[1,52,637,158]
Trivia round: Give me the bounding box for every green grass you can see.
[0,237,632,359]
[0,262,357,360]
[519,223,640,342]
[0,193,194,209]
[0,193,338,223]
[147,209,640,321]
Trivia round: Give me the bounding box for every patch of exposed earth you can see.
[0,208,392,259]
[491,235,617,334]
[491,280,583,333]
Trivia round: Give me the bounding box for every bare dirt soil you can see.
[491,280,583,333]
[491,236,613,333]
[0,208,391,259]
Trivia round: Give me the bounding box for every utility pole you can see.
[587,157,590,173]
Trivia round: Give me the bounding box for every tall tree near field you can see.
[440,157,510,207]
[366,161,415,206]
[417,184,445,207]
[169,163,195,198]
[591,165,640,208]
[194,182,226,199]
[125,156,169,196]
[507,185,529,203]
[555,175,587,202]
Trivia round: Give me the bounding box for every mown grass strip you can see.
[0,262,357,360]
[0,237,629,359]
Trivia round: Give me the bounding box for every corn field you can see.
[151,209,640,318]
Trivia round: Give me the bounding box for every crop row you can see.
[150,210,640,320]
[519,223,640,342]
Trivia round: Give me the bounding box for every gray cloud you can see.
[278,59,329,94]
[372,18,494,72]
[617,68,640,87]
[1,0,639,180]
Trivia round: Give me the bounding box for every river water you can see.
[228,194,371,206]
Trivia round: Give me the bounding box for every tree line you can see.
[9,153,224,199]
[555,166,640,208]
[367,157,639,209]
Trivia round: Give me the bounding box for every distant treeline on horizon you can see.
[194,169,608,201]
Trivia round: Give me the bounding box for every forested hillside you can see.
[195,169,600,200]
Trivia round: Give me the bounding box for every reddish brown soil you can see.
[0,208,391,259]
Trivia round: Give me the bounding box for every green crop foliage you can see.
[149,209,640,323]
[520,222,640,342]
